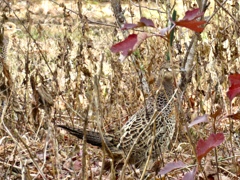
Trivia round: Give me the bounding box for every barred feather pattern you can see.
[0,22,17,62]
[0,36,9,61]
[117,71,176,166]
[58,67,177,168]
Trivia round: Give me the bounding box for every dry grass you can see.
[0,0,239,179]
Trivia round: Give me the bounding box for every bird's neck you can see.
[162,79,174,97]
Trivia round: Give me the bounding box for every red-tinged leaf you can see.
[196,133,224,162]
[228,74,240,85]
[188,114,208,128]
[182,8,204,21]
[227,112,240,120]
[183,167,197,180]
[110,33,148,60]
[121,23,138,30]
[110,34,137,56]
[227,74,240,101]
[121,17,155,30]
[159,161,186,175]
[140,17,155,27]
[227,84,240,101]
[175,20,205,33]
[175,8,206,33]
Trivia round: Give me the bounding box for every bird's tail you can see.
[57,125,103,147]
[57,125,118,149]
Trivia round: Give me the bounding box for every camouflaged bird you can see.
[0,22,18,62]
[58,64,177,168]
[0,22,23,114]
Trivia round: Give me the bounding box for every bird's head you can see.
[159,62,180,82]
[2,22,20,36]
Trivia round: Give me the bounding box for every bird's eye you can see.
[9,25,12,28]
[167,68,172,72]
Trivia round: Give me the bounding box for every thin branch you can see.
[120,89,178,179]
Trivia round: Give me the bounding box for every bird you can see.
[0,22,23,115]
[0,22,19,63]
[0,22,19,89]
[58,64,177,169]
[0,22,19,81]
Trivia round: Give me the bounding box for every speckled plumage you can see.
[0,22,18,62]
[58,66,177,167]
[117,67,176,166]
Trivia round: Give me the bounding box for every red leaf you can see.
[110,33,149,60]
[227,74,240,101]
[196,133,224,162]
[110,34,137,56]
[188,114,208,128]
[227,112,240,120]
[183,167,197,180]
[176,20,205,33]
[121,17,155,30]
[140,17,155,27]
[159,161,186,175]
[121,23,138,30]
[182,8,204,21]
[176,8,206,33]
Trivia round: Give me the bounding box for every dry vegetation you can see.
[0,0,239,179]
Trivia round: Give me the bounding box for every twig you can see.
[218,166,239,178]
[120,89,178,179]
[140,118,156,179]
[214,0,239,24]
[2,118,47,178]
[0,89,46,179]
[49,0,117,28]
[130,0,165,13]
[81,105,89,180]
[93,54,116,180]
